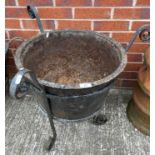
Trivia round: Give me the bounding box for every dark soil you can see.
[25,49,116,84]
[23,32,119,84]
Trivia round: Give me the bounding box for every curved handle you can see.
[9,68,57,151]
[27,5,44,33]
[126,24,150,52]
[9,68,45,99]
[9,68,34,99]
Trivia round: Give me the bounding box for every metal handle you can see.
[27,5,44,33]
[9,68,31,99]
[9,68,56,151]
[126,24,150,52]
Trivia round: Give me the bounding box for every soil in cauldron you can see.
[24,49,117,84]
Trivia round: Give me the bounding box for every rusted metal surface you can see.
[24,39,117,84]
[15,30,127,91]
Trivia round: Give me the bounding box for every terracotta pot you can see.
[138,65,150,96]
[144,46,150,68]
[133,85,150,116]
[127,46,150,135]
[127,98,150,135]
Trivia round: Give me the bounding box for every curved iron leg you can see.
[9,68,56,151]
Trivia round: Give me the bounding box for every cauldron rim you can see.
[15,29,127,89]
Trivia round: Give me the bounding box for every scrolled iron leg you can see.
[9,68,57,151]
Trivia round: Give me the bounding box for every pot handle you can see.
[9,68,30,99]
[126,24,150,52]
[27,5,44,33]
[9,68,57,151]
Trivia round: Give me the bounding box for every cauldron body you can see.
[15,30,127,120]
[46,81,114,120]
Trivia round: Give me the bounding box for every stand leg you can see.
[92,114,108,125]
[9,68,57,151]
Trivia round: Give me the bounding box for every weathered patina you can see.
[14,30,127,120]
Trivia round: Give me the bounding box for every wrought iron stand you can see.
[9,5,150,151]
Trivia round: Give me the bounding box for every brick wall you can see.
[5,0,150,89]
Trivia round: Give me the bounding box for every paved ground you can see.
[5,89,150,155]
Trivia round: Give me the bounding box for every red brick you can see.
[124,63,143,71]
[22,20,55,29]
[118,71,138,79]
[75,8,111,19]
[131,21,150,30]
[128,43,149,53]
[112,32,141,42]
[56,0,91,6]
[115,79,137,88]
[5,19,20,29]
[58,20,91,30]
[6,49,16,58]
[95,0,132,6]
[5,8,29,18]
[9,30,39,39]
[127,53,143,62]
[5,0,16,6]
[8,39,25,49]
[136,0,150,6]
[38,8,72,19]
[6,65,17,78]
[6,65,17,72]
[121,79,137,88]
[122,43,149,53]
[94,21,129,31]
[114,8,150,19]
[6,57,15,66]
[19,0,53,6]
